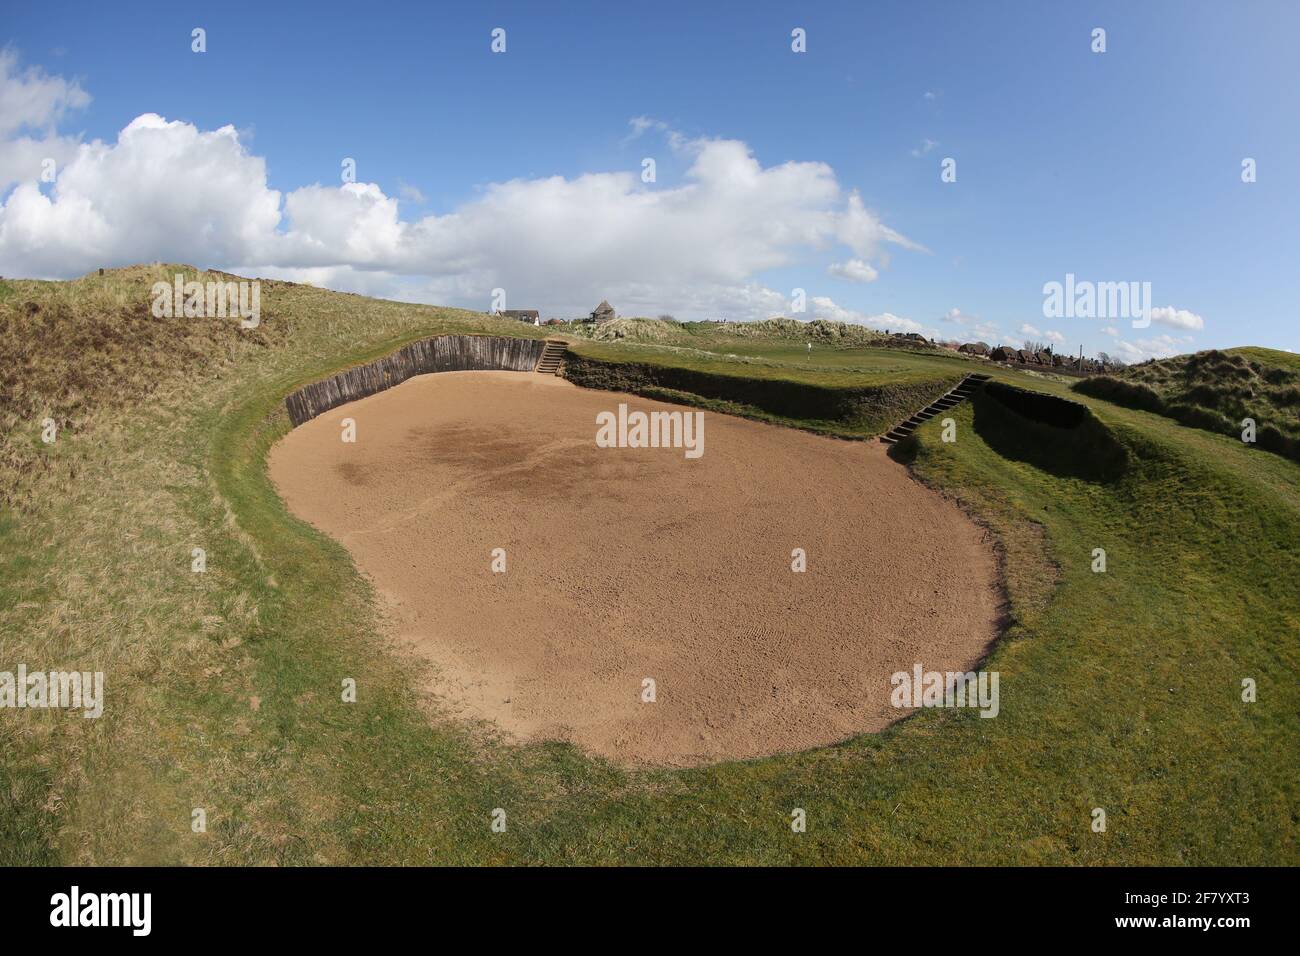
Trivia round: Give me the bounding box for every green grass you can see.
[567,314,901,350]
[561,336,989,439]
[566,337,965,387]
[0,266,1295,864]
[1075,348,1300,464]
[685,341,954,367]
[561,346,963,439]
[1227,346,1300,372]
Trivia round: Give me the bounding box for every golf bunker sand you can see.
[269,371,1000,766]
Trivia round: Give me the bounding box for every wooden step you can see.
[535,340,567,374]
[879,372,990,444]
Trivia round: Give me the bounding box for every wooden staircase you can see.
[879,372,992,445]
[535,339,567,375]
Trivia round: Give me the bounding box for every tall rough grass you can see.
[1074,349,1300,464]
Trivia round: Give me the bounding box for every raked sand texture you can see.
[269,371,1001,766]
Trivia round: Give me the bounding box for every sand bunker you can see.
[269,371,1000,766]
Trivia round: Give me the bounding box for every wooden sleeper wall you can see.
[285,334,545,426]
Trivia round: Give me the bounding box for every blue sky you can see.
[2,0,1297,359]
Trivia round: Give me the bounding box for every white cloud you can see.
[1019,324,1064,345]
[1101,325,1119,337]
[624,115,688,151]
[0,50,90,193]
[910,138,938,157]
[0,94,923,319]
[833,189,927,255]
[0,49,89,137]
[827,258,878,283]
[397,180,426,205]
[941,308,999,341]
[0,113,281,277]
[811,295,934,336]
[1114,334,1187,362]
[1147,305,1205,330]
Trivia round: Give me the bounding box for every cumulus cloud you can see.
[1147,305,1205,330]
[0,95,922,319]
[397,180,426,205]
[827,258,878,283]
[1,113,282,278]
[0,49,90,193]
[0,49,89,136]
[1113,334,1188,362]
[941,308,999,341]
[1018,323,1065,345]
[810,295,934,336]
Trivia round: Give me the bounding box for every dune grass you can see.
[1228,346,1300,373]
[1075,348,1300,463]
[0,267,1295,865]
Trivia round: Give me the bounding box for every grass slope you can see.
[0,267,1295,864]
[1074,348,1300,462]
[561,346,964,439]
[569,315,917,351]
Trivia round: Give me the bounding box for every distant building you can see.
[500,310,540,325]
[587,300,616,324]
[959,342,991,356]
[991,346,1018,362]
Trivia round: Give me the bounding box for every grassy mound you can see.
[577,317,692,344]
[1074,348,1300,463]
[711,316,889,346]
[568,313,943,354]
[0,265,286,503]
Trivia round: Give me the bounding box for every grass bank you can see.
[1074,347,1300,463]
[561,348,961,438]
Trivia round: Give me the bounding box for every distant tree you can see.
[1023,339,1048,354]
[657,314,678,323]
